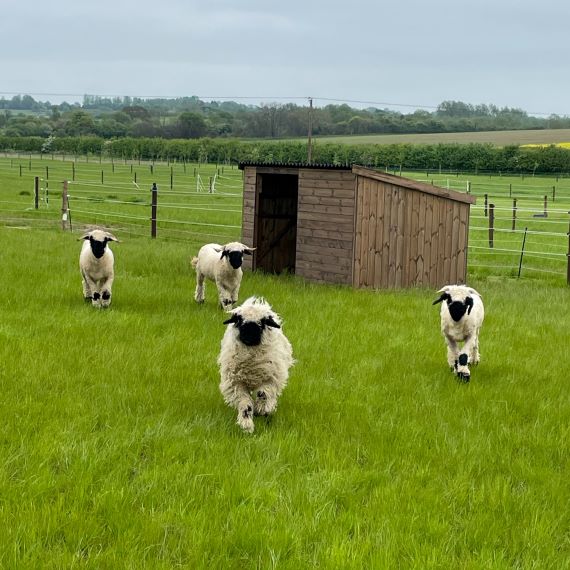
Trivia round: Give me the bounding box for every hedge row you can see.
[2,135,570,174]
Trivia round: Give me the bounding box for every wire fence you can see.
[0,155,568,285]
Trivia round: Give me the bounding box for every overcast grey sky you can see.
[1,0,567,115]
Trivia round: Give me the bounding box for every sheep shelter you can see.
[239,163,476,289]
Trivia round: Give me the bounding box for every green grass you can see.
[0,227,569,568]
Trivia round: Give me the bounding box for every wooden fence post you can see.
[34,176,39,209]
[552,185,556,201]
[151,182,158,238]
[488,203,495,248]
[484,193,488,217]
[512,198,517,231]
[170,166,173,190]
[544,195,548,217]
[518,227,528,279]
[61,180,70,231]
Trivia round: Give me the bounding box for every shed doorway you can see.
[254,173,298,274]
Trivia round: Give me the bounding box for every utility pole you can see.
[307,97,313,164]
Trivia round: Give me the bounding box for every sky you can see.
[1,0,568,116]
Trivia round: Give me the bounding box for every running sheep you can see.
[191,242,255,309]
[432,285,484,382]
[218,296,294,433]
[79,228,119,308]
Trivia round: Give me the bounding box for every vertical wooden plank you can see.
[360,179,371,287]
[388,186,399,287]
[430,198,441,286]
[449,202,460,284]
[353,178,364,286]
[374,180,385,288]
[395,188,406,288]
[435,198,446,287]
[423,195,434,285]
[381,182,392,288]
[409,191,420,286]
[443,201,453,283]
[402,188,414,287]
[367,178,378,287]
[416,193,426,286]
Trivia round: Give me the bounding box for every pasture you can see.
[0,156,569,568]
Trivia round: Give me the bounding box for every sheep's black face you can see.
[227,251,244,269]
[238,321,263,346]
[448,300,468,322]
[223,313,281,347]
[89,237,107,259]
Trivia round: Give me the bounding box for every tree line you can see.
[2,135,570,174]
[1,95,569,140]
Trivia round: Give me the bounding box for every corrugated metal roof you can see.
[238,161,353,170]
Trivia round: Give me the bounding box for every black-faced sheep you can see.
[433,284,484,382]
[218,296,294,433]
[191,242,254,309]
[79,229,119,308]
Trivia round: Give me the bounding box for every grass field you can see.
[305,128,570,147]
[0,225,569,568]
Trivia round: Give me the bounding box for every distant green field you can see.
[305,128,570,146]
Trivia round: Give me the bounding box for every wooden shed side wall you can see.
[241,166,256,271]
[354,178,470,288]
[295,169,356,284]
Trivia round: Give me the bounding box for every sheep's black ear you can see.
[465,296,474,314]
[220,250,228,260]
[223,314,239,325]
[262,316,281,329]
[432,293,450,305]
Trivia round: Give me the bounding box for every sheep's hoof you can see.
[457,371,470,383]
[194,298,204,304]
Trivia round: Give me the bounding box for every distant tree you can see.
[176,112,207,138]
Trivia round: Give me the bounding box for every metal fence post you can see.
[151,182,158,238]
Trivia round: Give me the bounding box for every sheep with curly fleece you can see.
[433,284,484,382]
[218,296,294,433]
[191,242,254,309]
[79,228,119,308]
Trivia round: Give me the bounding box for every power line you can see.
[0,91,567,117]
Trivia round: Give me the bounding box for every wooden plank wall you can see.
[241,166,256,271]
[295,169,356,285]
[353,177,470,288]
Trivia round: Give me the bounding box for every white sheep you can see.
[78,229,119,308]
[191,242,254,309]
[432,284,484,382]
[218,296,294,433]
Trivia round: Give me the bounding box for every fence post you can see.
[101,170,104,185]
[488,203,495,248]
[72,162,75,181]
[151,182,158,238]
[467,181,471,194]
[61,180,70,231]
[518,227,528,278]
[34,176,39,209]
[512,198,517,231]
[170,166,173,190]
[484,193,488,217]
[544,195,548,217]
[509,183,512,197]
[552,185,556,201]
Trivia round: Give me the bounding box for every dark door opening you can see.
[254,173,298,274]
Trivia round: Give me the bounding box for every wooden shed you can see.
[239,162,476,289]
